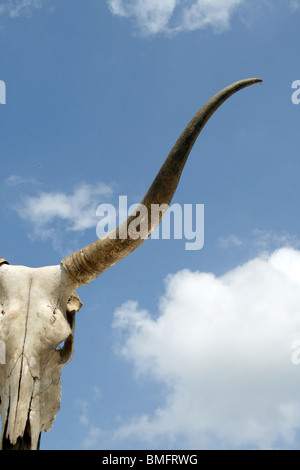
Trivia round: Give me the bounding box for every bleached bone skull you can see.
[0,79,262,450]
[0,263,81,450]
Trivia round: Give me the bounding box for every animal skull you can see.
[0,262,82,450]
[0,78,262,450]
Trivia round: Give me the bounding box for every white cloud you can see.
[11,181,114,252]
[15,182,113,232]
[112,247,300,449]
[181,0,242,32]
[107,0,299,36]
[107,0,246,35]
[109,0,178,35]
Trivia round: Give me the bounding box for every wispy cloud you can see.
[218,229,300,254]
[108,0,178,35]
[107,0,247,35]
[15,181,113,232]
[111,246,300,449]
[82,426,103,449]
[5,174,39,187]
[77,399,90,426]
[218,233,243,249]
[289,0,300,11]
[9,180,114,252]
[0,0,42,18]
[107,0,298,36]
[75,391,104,449]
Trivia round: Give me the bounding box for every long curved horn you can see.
[61,78,262,286]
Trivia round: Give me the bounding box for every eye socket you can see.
[53,307,76,364]
[57,334,74,366]
[56,340,66,351]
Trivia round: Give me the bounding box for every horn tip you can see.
[246,77,263,84]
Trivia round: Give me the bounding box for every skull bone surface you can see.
[0,263,81,450]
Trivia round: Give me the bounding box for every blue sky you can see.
[1,0,300,450]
